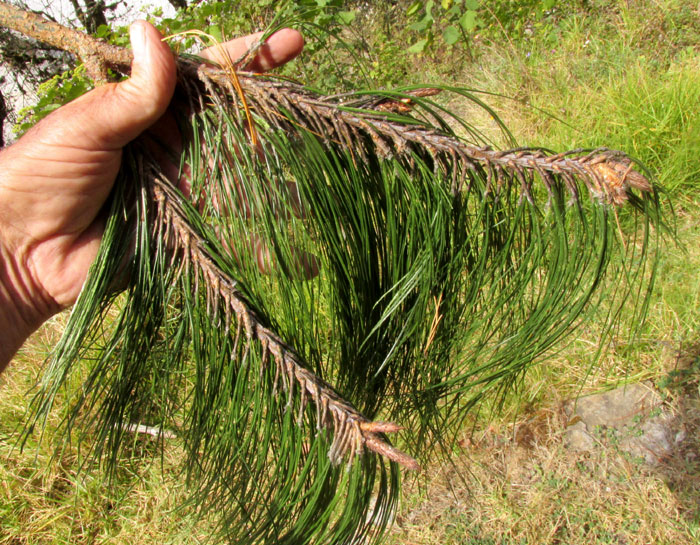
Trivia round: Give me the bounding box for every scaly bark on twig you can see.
[150,165,420,470]
[0,0,652,206]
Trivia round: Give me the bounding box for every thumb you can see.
[103,20,176,148]
[49,21,177,151]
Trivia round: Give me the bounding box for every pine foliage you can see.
[18,29,664,545]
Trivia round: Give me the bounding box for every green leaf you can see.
[409,3,435,32]
[95,24,110,39]
[337,10,356,25]
[446,4,461,17]
[406,1,422,17]
[166,19,182,32]
[408,19,430,32]
[42,103,62,114]
[407,38,428,53]
[443,25,460,44]
[441,0,452,9]
[465,0,479,9]
[207,24,223,44]
[460,10,478,32]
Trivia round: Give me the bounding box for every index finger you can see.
[199,28,304,73]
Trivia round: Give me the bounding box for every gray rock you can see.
[619,413,674,464]
[564,382,677,464]
[565,420,596,451]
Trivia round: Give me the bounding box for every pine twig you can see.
[0,0,653,207]
[150,164,420,471]
[222,72,651,205]
[0,1,420,471]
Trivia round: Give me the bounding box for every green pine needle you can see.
[21,47,665,545]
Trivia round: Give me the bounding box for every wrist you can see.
[0,244,52,370]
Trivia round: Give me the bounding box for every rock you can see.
[564,420,596,451]
[564,382,677,464]
[618,413,674,464]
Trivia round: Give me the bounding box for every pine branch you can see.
[0,0,659,471]
[150,167,420,470]
[1,5,666,543]
[0,1,654,208]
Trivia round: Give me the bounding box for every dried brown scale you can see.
[258,336,267,367]
[278,351,290,400]
[313,384,323,431]
[297,378,307,426]
[352,420,363,457]
[328,410,340,457]
[332,114,355,154]
[339,419,357,462]
[224,292,233,335]
[328,416,344,462]
[272,350,280,395]
[286,362,294,410]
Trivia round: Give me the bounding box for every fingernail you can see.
[130,22,146,61]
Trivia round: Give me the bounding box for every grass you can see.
[388,410,700,544]
[2,0,700,543]
[0,321,203,545]
[382,2,700,543]
[467,1,700,207]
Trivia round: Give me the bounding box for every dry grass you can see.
[384,214,700,545]
[0,317,213,545]
[390,384,700,545]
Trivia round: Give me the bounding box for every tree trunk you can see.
[167,0,188,9]
[69,0,109,33]
[0,88,6,147]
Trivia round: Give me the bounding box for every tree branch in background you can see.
[67,0,109,34]
[0,88,6,146]
[0,1,127,81]
[167,0,188,10]
[0,26,73,89]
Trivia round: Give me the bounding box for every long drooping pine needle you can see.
[0,4,667,544]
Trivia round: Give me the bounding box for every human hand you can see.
[0,21,304,369]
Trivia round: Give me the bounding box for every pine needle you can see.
[0,5,669,544]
